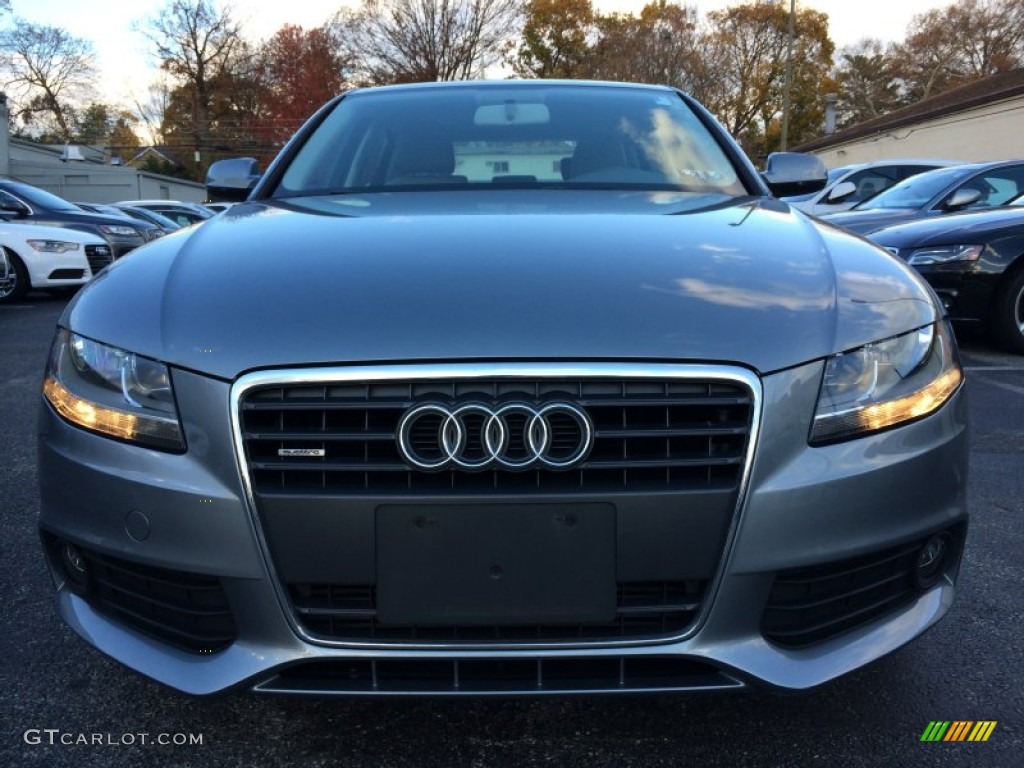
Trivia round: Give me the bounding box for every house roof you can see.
[795,69,1024,153]
[126,146,184,168]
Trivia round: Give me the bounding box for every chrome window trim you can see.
[229,362,764,652]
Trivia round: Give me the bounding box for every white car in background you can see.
[0,221,113,304]
[783,159,960,217]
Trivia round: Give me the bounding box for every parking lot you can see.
[2,293,1021,768]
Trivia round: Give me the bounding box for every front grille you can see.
[761,540,925,648]
[69,545,237,653]
[85,244,113,275]
[289,580,705,642]
[255,656,742,695]
[240,377,753,495]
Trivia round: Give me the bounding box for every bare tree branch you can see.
[0,20,97,140]
[335,0,523,85]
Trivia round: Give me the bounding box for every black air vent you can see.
[760,529,964,648]
[288,580,705,643]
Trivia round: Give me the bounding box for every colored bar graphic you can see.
[944,721,972,741]
[921,721,950,741]
[968,722,998,742]
[921,721,997,742]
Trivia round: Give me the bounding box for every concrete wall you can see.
[5,138,205,204]
[809,94,1024,168]
[0,94,203,201]
[9,159,206,203]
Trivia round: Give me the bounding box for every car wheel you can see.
[992,265,1024,354]
[0,249,29,304]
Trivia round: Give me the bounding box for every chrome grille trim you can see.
[230,363,763,651]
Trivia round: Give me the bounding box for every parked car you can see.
[822,160,1024,234]
[116,199,214,227]
[0,180,150,258]
[75,202,182,237]
[868,194,1024,352]
[38,81,967,697]
[0,220,112,303]
[783,159,958,217]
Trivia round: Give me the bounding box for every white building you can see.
[795,69,1024,166]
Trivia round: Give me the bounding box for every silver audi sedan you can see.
[38,81,968,696]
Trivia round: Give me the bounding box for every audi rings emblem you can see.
[397,402,593,471]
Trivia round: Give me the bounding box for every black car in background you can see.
[823,160,1024,235]
[869,195,1024,352]
[75,202,181,238]
[0,180,150,258]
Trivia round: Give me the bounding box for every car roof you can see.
[350,79,680,97]
[117,199,206,207]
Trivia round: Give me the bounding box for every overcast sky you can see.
[4,0,955,110]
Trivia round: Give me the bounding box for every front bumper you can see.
[912,263,1000,326]
[37,360,969,695]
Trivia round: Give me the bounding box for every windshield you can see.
[272,84,748,201]
[855,166,973,211]
[5,182,82,212]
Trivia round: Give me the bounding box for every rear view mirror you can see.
[474,102,550,126]
[0,198,30,217]
[826,180,857,203]
[762,152,828,198]
[206,158,261,202]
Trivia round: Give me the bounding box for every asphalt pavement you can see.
[2,293,1021,768]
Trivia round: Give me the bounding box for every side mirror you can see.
[826,180,857,203]
[0,198,30,217]
[943,187,982,210]
[762,152,828,198]
[206,157,261,202]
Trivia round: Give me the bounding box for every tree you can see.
[136,0,246,178]
[74,102,113,144]
[831,39,902,128]
[584,2,711,99]
[134,78,173,146]
[0,20,97,140]
[335,0,523,85]
[702,0,833,159]
[108,112,143,162]
[893,0,1024,103]
[510,0,594,79]
[255,24,349,145]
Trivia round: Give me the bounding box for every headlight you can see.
[27,239,81,253]
[98,224,138,237]
[42,329,185,452]
[810,321,962,445]
[905,244,983,266]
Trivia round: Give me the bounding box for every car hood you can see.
[869,206,1024,248]
[64,194,938,379]
[45,209,145,228]
[0,220,105,244]
[821,208,921,234]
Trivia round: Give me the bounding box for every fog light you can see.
[59,542,90,595]
[914,533,951,589]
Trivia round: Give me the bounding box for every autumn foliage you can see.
[4,0,1023,179]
